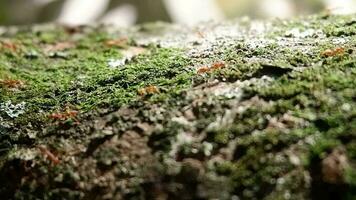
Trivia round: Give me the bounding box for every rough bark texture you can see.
[0,14,355,200]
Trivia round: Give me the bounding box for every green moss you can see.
[0,14,355,199]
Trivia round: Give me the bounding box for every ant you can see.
[197,61,225,74]
[48,106,80,124]
[138,85,159,96]
[0,40,19,52]
[322,47,345,57]
[0,79,24,89]
[38,145,60,165]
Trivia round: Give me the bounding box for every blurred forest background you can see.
[0,0,355,26]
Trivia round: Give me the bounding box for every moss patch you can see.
[0,14,355,199]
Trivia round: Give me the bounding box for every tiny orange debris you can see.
[321,47,345,57]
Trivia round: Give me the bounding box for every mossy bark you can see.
[0,14,355,200]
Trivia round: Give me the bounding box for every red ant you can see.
[0,79,24,89]
[138,85,159,96]
[48,107,80,124]
[322,47,345,57]
[197,61,225,74]
[38,145,60,165]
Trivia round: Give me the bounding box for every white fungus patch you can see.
[8,147,38,161]
[246,38,274,49]
[191,76,273,100]
[332,37,348,45]
[288,154,301,166]
[108,47,148,68]
[169,132,194,157]
[202,142,213,156]
[0,100,26,118]
[172,116,191,127]
[285,28,319,38]
[212,83,244,99]
[108,58,126,68]
[135,20,272,61]
[207,110,236,132]
[341,103,352,112]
